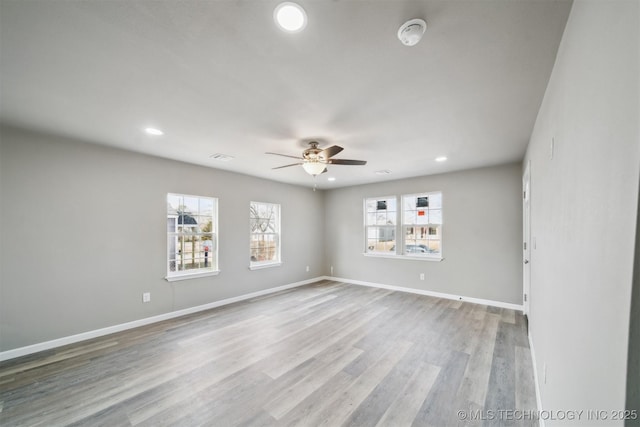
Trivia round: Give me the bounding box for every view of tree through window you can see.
[167,194,217,278]
[250,202,281,267]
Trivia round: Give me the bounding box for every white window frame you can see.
[249,201,282,270]
[401,192,443,259]
[363,192,443,262]
[166,193,219,282]
[364,196,398,255]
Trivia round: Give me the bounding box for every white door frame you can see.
[523,161,531,315]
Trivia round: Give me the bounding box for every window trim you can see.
[363,191,443,261]
[364,195,398,255]
[166,193,219,281]
[401,191,443,259]
[249,201,282,270]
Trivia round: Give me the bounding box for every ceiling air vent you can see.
[209,153,234,162]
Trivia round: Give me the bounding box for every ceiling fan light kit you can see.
[397,18,427,46]
[302,162,327,176]
[267,141,367,177]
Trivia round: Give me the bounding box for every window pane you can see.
[183,196,199,214]
[379,211,396,225]
[430,209,442,224]
[250,234,278,262]
[403,196,416,211]
[416,209,428,224]
[429,193,442,209]
[199,198,214,215]
[366,226,396,253]
[404,210,416,224]
[386,198,397,211]
[167,194,182,212]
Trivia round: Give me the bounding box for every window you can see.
[166,193,218,281]
[365,196,397,253]
[402,192,442,257]
[250,201,281,269]
[364,191,443,260]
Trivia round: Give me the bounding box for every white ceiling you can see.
[0,0,571,189]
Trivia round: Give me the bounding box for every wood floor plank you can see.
[375,361,441,427]
[263,346,364,420]
[0,281,536,427]
[458,313,500,407]
[412,350,471,426]
[294,340,414,427]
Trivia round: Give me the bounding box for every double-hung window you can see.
[250,201,281,269]
[401,192,442,257]
[364,191,442,260]
[166,193,218,281]
[365,197,397,253]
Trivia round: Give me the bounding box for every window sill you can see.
[363,253,443,262]
[165,270,220,282]
[249,262,282,271]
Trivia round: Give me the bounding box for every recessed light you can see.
[274,2,307,33]
[144,127,163,136]
[435,156,448,162]
[374,170,392,175]
[327,177,336,182]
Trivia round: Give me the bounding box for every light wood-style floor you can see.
[0,280,536,426]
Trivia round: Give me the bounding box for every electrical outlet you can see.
[330,266,334,275]
[420,273,425,280]
[306,265,310,272]
[142,292,151,303]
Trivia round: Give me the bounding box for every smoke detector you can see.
[397,18,427,46]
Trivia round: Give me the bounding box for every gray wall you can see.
[323,163,523,304]
[524,0,639,422]
[0,125,326,351]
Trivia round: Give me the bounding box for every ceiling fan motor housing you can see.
[303,142,323,160]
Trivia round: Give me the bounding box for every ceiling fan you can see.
[266,141,367,176]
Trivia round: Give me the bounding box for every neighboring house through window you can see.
[166,193,218,281]
[364,191,443,260]
[365,196,397,253]
[250,201,281,269]
[402,192,442,257]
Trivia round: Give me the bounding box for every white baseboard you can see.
[329,276,524,311]
[528,330,545,427]
[0,277,324,362]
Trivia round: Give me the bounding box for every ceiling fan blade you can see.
[266,152,303,160]
[328,159,367,165]
[272,163,302,170]
[320,145,344,159]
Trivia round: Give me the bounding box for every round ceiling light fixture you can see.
[274,2,307,33]
[397,18,427,46]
